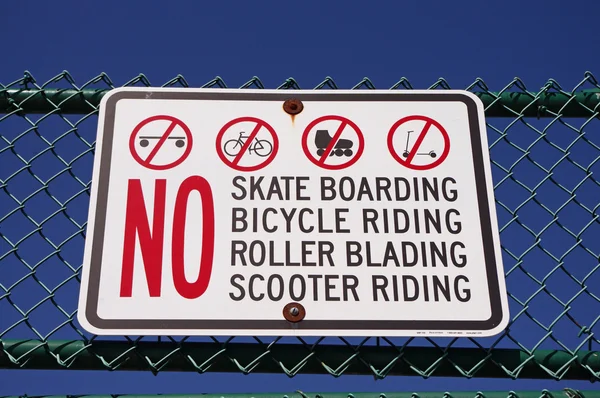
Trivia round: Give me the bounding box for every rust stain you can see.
[283,99,303,128]
[283,99,303,112]
[283,302,306,323]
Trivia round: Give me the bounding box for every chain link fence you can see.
[1,392,599,398]
[0,71,599,381]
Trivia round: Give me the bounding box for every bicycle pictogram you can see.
[223,131,273,158]
[216,117,279,172]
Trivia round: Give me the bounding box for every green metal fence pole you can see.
[1,89,599,117]
[1,339,599,379]
[1,393,598,398]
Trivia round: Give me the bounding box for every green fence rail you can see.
[0,71,599,381]
[1,392,598,398]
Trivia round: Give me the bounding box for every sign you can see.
[301,115,364,170]
[78,88,509,337]
[129,115,193,170]
[387,115,450,170]
[216,116,279,172]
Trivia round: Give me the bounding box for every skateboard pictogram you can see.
[216,117,279,172]
[387,115,450,170]
[302,115,364,170]
[129,115,193,170]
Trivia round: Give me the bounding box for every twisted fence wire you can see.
[0,71,599,381]
[1,391,599,398]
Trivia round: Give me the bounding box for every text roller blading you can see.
[228,174,473,305]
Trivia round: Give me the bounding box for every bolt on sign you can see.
[78,88,510,337]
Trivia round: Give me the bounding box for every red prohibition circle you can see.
[129,115,193,170]
[387,115,450,170]
[215,117,279,172]
[301,115,365,170]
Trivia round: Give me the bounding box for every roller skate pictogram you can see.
[314,129,354,157]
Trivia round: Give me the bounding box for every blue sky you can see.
[1,0,599,396]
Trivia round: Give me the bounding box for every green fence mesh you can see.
[0,71,599,381]
[2,392,599,398]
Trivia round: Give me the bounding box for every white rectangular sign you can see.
[78,88,509,337]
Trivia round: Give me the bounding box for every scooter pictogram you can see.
[401,130,437,158]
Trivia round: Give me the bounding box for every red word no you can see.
[119,176,215,299]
